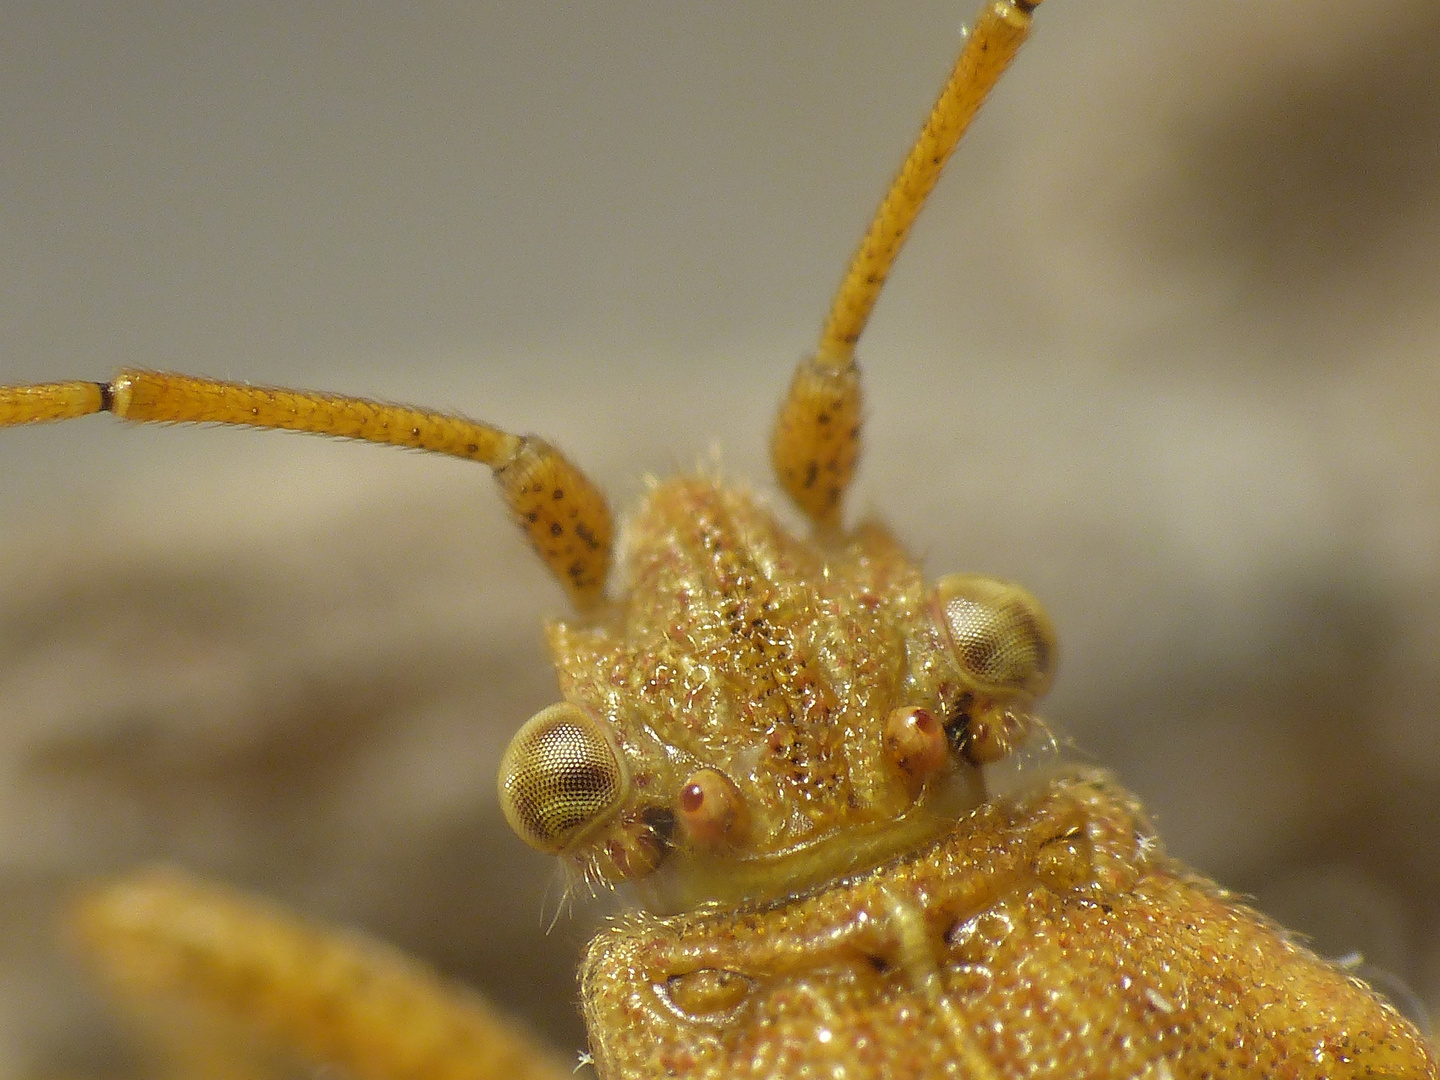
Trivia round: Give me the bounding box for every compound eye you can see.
[498,702,626,854]
[932,573,1057,699]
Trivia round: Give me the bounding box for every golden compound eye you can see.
[931,573,1057,699]
[677,767,747,848]
[497,702,626,855]
[883,706,949,784]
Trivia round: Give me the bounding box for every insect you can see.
[2,0,1440,1077]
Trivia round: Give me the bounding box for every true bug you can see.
[2,0,1440,1077]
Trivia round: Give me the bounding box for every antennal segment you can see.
[0,371,612,609]
[820,0,1040,362]
[772,0,1043,528]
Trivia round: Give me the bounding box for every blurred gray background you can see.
[1,0,1438,1071]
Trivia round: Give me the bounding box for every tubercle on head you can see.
[495,479,1059,908]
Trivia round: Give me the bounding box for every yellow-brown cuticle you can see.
[882,706,949,785]
[959,703,1030,766]
[1033,828,1095,893]
[677,768,747,848]
[597,808,673,880]
[769,355,862,526]
[663,968,754,1021]
[494,436,613,609]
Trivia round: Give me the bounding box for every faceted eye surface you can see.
[498,702,626,854]
[932,573,1057,698]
